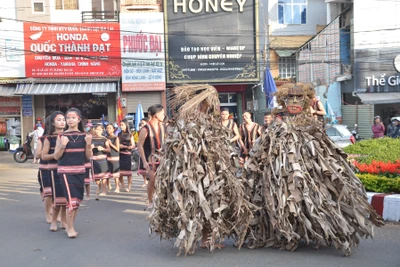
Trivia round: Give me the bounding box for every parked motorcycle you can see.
[351,124,362,142]
[13,134,34,163]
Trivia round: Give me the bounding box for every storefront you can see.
[0,85,22,150]
[214,85,247,124]
[15,81,118,124]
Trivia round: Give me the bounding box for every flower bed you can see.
[356,174,400,193]
[344,138,400,193]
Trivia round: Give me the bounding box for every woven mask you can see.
[285,86,305,114]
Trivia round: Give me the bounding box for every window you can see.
[32,1,45,13]
[278,0,307,24]
[278,55,296,79]
[56,0,79,10]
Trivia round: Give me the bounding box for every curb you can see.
[367,192,400,222]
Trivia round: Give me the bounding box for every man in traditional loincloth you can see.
[239,110,261,163]
[137,104,166,210]
[220,108,240,143]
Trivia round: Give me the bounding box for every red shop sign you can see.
[24,23,121,78]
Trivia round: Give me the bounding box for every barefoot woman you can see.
[105,123,120,191]
[41,111,67,231]
[54,108,92,238]
[36,117,51,223]
[91,124,110,196]
[118,119,135,192]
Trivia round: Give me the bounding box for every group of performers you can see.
[34,83,383,256]
[147,83,384,256]
[35,109,138,238]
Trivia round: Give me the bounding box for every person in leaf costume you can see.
[244,83,384,255]
[148,84,255,256]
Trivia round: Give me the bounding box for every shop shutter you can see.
[126,92,162,114]
[342,104,374,139]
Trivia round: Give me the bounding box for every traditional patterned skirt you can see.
[92,154,110,180]
[51,169,67,207]
[107,155,120,179]
[84,161,91,185]
[59,173,84,212]
[39,169,52,200]
[119,151,132,176]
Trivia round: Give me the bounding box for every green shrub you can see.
[357,173,400,193]
[344,137,400,164]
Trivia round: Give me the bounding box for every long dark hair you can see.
[119,119,131,139]
[47,111,64,135]
[42,115,51,136]
[65,108,84,132]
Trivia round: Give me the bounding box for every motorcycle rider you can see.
[29,124,44,163]
[388,117,400,138]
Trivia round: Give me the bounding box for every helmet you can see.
[36,117,42,121]
[391,117,400,122]
[374,115,381,120]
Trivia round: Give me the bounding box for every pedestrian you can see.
[372,115,385,138]
[137,104,166,210]
[29,123,44,163]
[91,124,110,196]
[137,117,149,188]
[386,118,396,137]
[388,117,400,138]
[34,117,44,130]
[262,111,273,132]
[53,108,92,238]
[239,110,261,164]
[309,92,326,124]
[220,108,240,143]
[118,119,135,192]
[41,111,68,231]
[105,123,120,191]
[35,116,51,223]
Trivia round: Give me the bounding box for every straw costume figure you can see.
[148,84,255,256]
[244,83,383,255]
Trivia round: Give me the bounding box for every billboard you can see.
[165,0,259,83]
[120,13,165,92]
[23,23,121,78]
[353,0,400,92]
[0,22,25,78]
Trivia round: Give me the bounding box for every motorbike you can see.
[351,124,362,142]
[13,134,34,163]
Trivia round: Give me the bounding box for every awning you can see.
[275,50,297,57]
[0,85,17,96]
[357,92,400,104]
[15,82,116,95]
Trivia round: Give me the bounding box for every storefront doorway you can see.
[45,93,110,121]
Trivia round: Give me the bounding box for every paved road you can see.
[0,153,399,267]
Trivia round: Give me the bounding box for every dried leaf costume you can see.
[244,83,383,255]
[148,84,255,256]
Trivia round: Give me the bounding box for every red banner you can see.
[24,23,121,78]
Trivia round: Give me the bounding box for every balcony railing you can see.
[82,11,119,23]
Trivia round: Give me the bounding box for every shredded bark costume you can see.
[244,83,384,255]
[148,84,256,256]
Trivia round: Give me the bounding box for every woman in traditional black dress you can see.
[54,108,92,238]
[91,124,110,196]
[118,119,135,192]
[41,111,67,231]
[105,123,120,191]
[36,116,51,223]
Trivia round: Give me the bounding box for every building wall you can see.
[268,0,326,36]
[50,0,92,23]
[1,0,17,21]
[16,0,51,22]
[120,0,162,12]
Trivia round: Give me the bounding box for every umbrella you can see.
[135,102,144,131]
[263,66,277,109]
